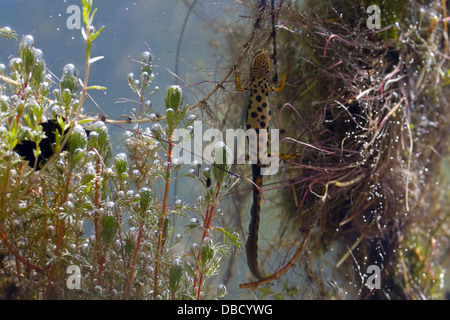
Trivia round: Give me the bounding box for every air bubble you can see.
[9,57,23,72]
[34,48,44,63]
[174,258,183,267]
[203,237,213,247]
[191,243,199,254]
[80,242,89,255]
[141,51,152,65]
[94,285,103,294]
[19,35,34,49]
[140,71,150,84]
[62,63,77,77]
[218,284,227,295]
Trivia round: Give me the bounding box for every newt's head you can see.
[251,49,271,79]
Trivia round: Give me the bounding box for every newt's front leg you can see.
[271,73,286,93]
[235,72,248,93]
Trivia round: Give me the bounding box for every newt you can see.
[235,49,286,279]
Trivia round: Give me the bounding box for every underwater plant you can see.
[0,0,449,301]
[218,0,449,299]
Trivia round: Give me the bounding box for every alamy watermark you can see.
[172,121,280,176]
[65,263,381,291]
[67,4,382,31]
[66,264,82,290]
[62,2,382,174]
[366,5,381,30]
[366,265,381,290]
[66,5,82,30]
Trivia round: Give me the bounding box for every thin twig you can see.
[154,141,173,299]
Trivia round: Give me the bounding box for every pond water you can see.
[0,0,240,134]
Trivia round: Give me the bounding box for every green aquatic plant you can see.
[1,0,448,301]
[0,0,240,300]
[0,27,17,41]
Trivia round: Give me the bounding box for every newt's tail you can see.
[245,163,264,280]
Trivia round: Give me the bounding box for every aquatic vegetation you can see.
[0,27,17,41]
[223,0,449,299]
[0,0,449,300]
[0,0,240,300]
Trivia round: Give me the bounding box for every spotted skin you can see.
[235,49,286,279]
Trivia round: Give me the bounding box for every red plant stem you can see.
[46,166,72,297]
[194,182,221,300]
[98,253,105,287]
[94,155,101,253]
[124,221,144,299]
[376,97,405,132]
[323,34,358,57]
[154,141,173,299]
[0,230,44,273]
[92,153,107,289]
[54,221,66,258]
[55,171,71,256]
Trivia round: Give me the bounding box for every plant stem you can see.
[138,87,144,133]
[0,230,43,273]
[194,182,221,300]
[46,166,72,297]
[97,251,105,286]
[94,154,101,252]
[124,221,144,299]
[0,157,11,223]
